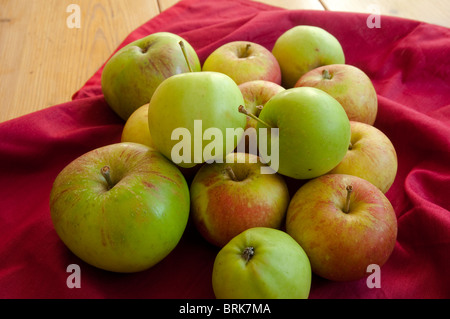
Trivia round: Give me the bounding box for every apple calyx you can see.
[242,246,255,264]
[344,185,353,213]
[100,165,114,190]
[179,41,193,72]
[322,69,332,80]
[238,105,273,128]
[348,142,353,150]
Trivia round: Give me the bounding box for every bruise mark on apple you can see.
[143,181,157,190]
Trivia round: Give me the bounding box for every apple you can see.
[295,64,378,125]
[121,103,153,148]
[148,60,246,168]
[101,32,201,120]
[246,86,350,179]
[272,25,345,88]
[49,142,190,273]
[190,152,290,247]
[202,41,282,85]
[212,227,312,299]
[328,121,398,193]
[236,80,285,154]
[286,174,398,282]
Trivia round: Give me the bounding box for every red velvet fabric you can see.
[1,0,449,299]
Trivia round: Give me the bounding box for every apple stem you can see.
[348,142,353,150]
[322,69,332,80]
[242,247,254,264]
[244,43,251,57]
[344,185,353,213]
[179,41,193,72]
[100,165,114,190]
[225,166,237,181]
[238,105,273,128]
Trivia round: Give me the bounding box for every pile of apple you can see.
[49,26,398,299]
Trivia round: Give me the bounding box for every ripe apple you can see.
[202,41,282,85]
[101,32,201,120]
[272,25,345,88]
[252,86,350,179]
[295,64,378,125]
[121,103,153,148]
[286,174,398,282]
[328,121,398,193]
[190,152,290,247]
[148,70,246,168]
[49,142,190,273]
[236,80,285,154]
[212,227,312,299]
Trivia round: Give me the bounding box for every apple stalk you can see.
[179,41,193,72]
[100,165,114,190]
[225,166,238,181]
[322,69,332,80]
[238,105,273,128]
[344,185,353,213]
[242,246,255,264]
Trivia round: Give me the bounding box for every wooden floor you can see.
[1,0,449,123]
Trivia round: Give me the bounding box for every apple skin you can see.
[101,32,201,120]
[286,174,398,282]
[257,87,351,179]
[190,152,290,247]
[49,142,190,273]
[202,41,282,85]
[295,64,378,125]
[328,121,398,193]
[272,25,345,88]
[148,71,246,168]
[212,227,312,299]
[121,103,153,148]
[236,80,285,154]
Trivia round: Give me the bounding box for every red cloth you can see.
[1,0,449,299]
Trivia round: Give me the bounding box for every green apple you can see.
[148,71,246,168]
[212,227,312,299]
[295,64,378,125]
[190,152,290,247]
[121,103,153,148]
[253,86,351,179]
[101,32,201,120]
[328,121,398,193]
[286,174,397,282]
[202,41,281,85]
[49,142,190,273]
[272,25,345,88]
[236,80,285,154]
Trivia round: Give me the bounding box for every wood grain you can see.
[0,0,159,123]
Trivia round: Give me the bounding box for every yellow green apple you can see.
[101,32,201,120]
[49,142,190,273]
[272,25,345,88]
[212,227,312,299]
